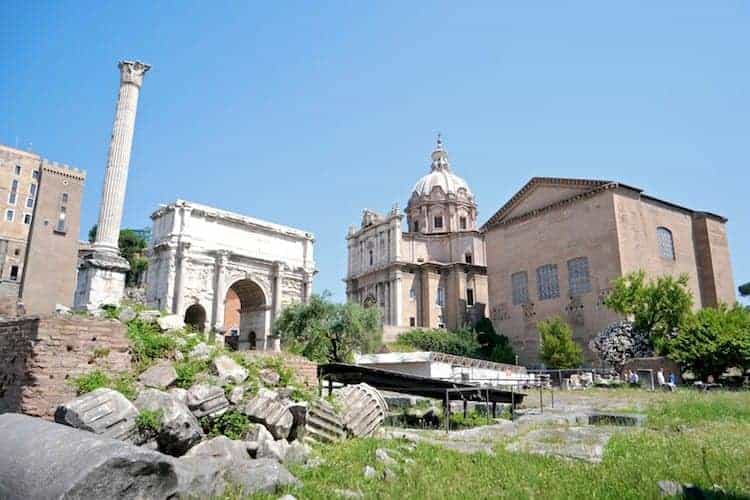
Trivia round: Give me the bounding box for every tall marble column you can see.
[212,251,229,331]
[74,61,151,310]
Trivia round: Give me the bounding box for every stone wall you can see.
[0,316,130,419]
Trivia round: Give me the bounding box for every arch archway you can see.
[184,304,207,332]
[223,279,268,350]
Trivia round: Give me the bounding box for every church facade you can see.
[345,138,488,341]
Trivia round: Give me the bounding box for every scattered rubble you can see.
[135,388,204,456]
[337,383,389,438]
[305,398,346,443]
[259,368,281,386]
[242,388,294,440]
[157,314,184,332]
[184,435,250,462]
[186,383,230,418]
[54,387,139,442]
[211,354,248,384]
[189,342,215,360]
[138,361,178,389]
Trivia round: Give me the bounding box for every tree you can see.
[740,282,750,297]
[604,271,693,354]
[89,225,149,286]
[474,317,516,364]
[88,224,98,243]
[273,293,382,363]
[538,316,583,369]
[668,304,750,381]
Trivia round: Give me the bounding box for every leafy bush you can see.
[668,304,750,381]
[174,359,209,389]
[538,316,583,369]
[447,409,493,429]
[127,319,176,365]
[398,328,480,358]
[136,409,163,433]
[475,318,516,364]
[201,410,252,440]
[70,370,137,400]
[274,293,382,362]
[604,271,693,354]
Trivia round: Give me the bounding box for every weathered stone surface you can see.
[186,383,230,418]
[118,306,137,323]
[189,342,214,360]
[587,412,646,427]
[590,320,653,367]
[363,465,377,479]
[157,314,184,332]
[337,383,389,438]
[506,426,613,463]
[247,421,275,444]
[54,387,138,442]
[138,362,178,389]
[228,386,245,405]
[211,354,248,384]
[305,398,346,443]
[138,309,161,322]
[287,401,308,441]
[0,413,182,499]
[175,456,299,497]
[657,480,684,497]
[184,435,249,462]
[285,440,311,466]
[242,388,293,440]
[257,438,290,463]
[259,368,280,386]
[168,387,188,404]
[135,388,204,456]
[375,448,397,466]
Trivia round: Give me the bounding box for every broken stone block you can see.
[305,398,346,443]
[157,314,184,331]
[211,354,248,384]
[228,386,245,405]
[54,387,138,442]
[287,401,308,441]
[285,440,312,466]
[118,306,137,323]
[186,383,230,418]
[337,383,389,438]
[246,421,275,444]
[257,438,291,463]
[135,388,204,456]
[175,456,299,497]
[184,435,250,462]
[0,413,182,499]
[242,388,293,440]
[138,362,178,389]
[189,342,214,361]
[657,480,684,497]
[168,387,188,404]
[259,368,280,386]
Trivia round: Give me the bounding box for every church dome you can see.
[410,136,473,200]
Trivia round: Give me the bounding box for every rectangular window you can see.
[29,184,36,196]
[567,257,592,296]
[537,264,560,300]
[14,165,21,175]
[511,271,528,305]
[8,192,16,205]
[5,209,14,222]
[409,288,416,300]
[32,170,39,180]
[23,213,32,225]
[465,253,473,264]
[434,215,443,229]
[25,197,33,209]
[62,192,69,203]
[409,317,416,327]
[436,287,445,307]
[9,265,19,281]
[8,179,18,205]
[460,216,467,230]
[56,206,67,233]
[466,288,475,306]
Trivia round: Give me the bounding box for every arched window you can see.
[657,227,675,260]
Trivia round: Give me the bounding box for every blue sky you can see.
[2,1,748,303]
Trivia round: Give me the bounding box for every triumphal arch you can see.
[145,200,315,351]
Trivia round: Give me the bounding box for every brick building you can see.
[482,177,735,365]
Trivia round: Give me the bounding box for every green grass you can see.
[135,409,163,433]
[236,391,750,499]
[70,370,137,400]
[174,359,210,389]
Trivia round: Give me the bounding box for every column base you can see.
[74,252,130,311]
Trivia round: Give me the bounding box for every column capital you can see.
[215,250,230,267]
[119,60,151,88]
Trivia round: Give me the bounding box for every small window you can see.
[414,220,419,232]
[13,248,20,256]
[567,257,592,296]
[55,206,67,233]
[409,317,416,327]
[511,271,528,305]
[8,192,16,205]
[5,209,14,222]
[536,264,560,300]
[436,287,445,307]
[9,265,19,281]
[434,215,443,229]
[62,192,69,203]
[26,197,34,209]
[369,249,373,266]
[32,170,39,180]
[465,253,473,264]
[23,213,32,225]
[467,288,475,306]
[460,216,467,230]
[409,288,416,300]
[14,165,21,175]
[29,184,36,196]
[657,227,675,260]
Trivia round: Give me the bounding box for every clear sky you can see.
[2,2,748,304]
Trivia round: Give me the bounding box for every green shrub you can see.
[110,372,137,400]
[127,319,176,365]
[475,317,516,364]
[447,409,493,429]
[102,304,120,320]
[201,410,252,440]
[71,370,109,394]
[136,409,163,433]
[398,327,480,358]
[174,359,209,389]
[668,304,750,381]
[538,316,583,369]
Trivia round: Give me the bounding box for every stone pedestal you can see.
[74,252,130,310]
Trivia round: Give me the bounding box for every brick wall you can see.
[0,315,130,419]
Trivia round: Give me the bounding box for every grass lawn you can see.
[244,390,750,499]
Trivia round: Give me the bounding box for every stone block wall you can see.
[0,315,130,419]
